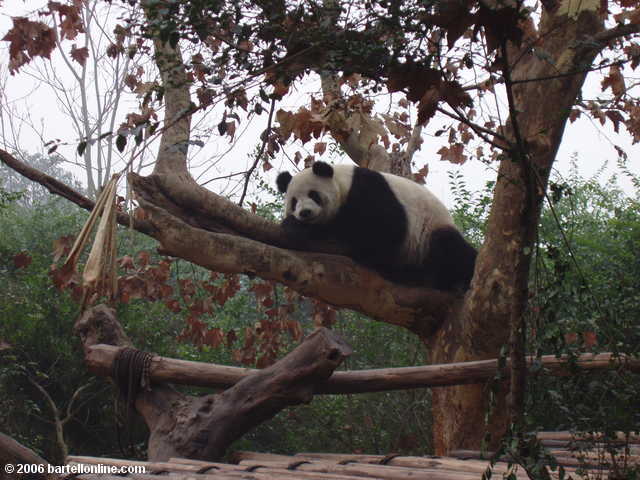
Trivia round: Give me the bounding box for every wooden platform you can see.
[67,433,639,480]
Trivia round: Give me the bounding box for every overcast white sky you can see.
[1,3,639,207]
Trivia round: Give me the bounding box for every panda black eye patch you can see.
[291,197,297,210]
[308,190,323,205]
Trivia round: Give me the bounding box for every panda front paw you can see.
[281,215,304,233]
[280,216,317,246]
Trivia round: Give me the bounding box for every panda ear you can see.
[276,172,293,193]
[312,161,334,178]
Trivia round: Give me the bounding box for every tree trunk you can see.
[427,4,605,454]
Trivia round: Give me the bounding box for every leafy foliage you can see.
[449,161,640,476]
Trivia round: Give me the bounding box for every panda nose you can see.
[299,209,313,219]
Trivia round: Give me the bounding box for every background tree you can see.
[2,0,640,458]
[0,152,84,206]
[0,1,149,198]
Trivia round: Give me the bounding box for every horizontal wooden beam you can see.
[85,345,639,394]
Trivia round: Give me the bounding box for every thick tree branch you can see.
[130,172,281,242]
[1,149,94,212]
[1,148,454,334]
[136,192,454,336]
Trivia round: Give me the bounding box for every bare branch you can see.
[65,383,94,423]
[28,378,68,461]
[238,97,277,207]
[436,106,510,150]
[0,148,153,234]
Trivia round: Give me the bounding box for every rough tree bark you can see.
[426,6,607,453]
[74,305,352,461]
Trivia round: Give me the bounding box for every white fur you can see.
[380,171,455,264]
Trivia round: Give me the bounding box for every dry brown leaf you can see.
[70,44,89,66]
[601,65,626,97]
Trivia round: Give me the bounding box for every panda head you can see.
[276,161,341,224]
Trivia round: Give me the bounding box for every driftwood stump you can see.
[75,305,352,461]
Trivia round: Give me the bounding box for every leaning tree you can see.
[2,0,640,457]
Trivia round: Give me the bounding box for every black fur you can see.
[276,171,292,193]
[332,167,408,272]
[422,226,477,291]
[312,161,334,177]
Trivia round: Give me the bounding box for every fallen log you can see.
[85,346,640,393]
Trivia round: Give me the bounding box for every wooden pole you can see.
[84,346,639,393]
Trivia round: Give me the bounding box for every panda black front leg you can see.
[281,215,319,248]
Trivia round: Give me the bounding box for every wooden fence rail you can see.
[85,345,639,393]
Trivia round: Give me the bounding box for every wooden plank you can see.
[237,458,495,480]
[70,456,383,480]
[538,431,640,444]
[233,451,568,480]
[294,452,527,477]
[71,452,608,480]
[449,448,640,471]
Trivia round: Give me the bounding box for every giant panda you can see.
[276,161,477,292]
